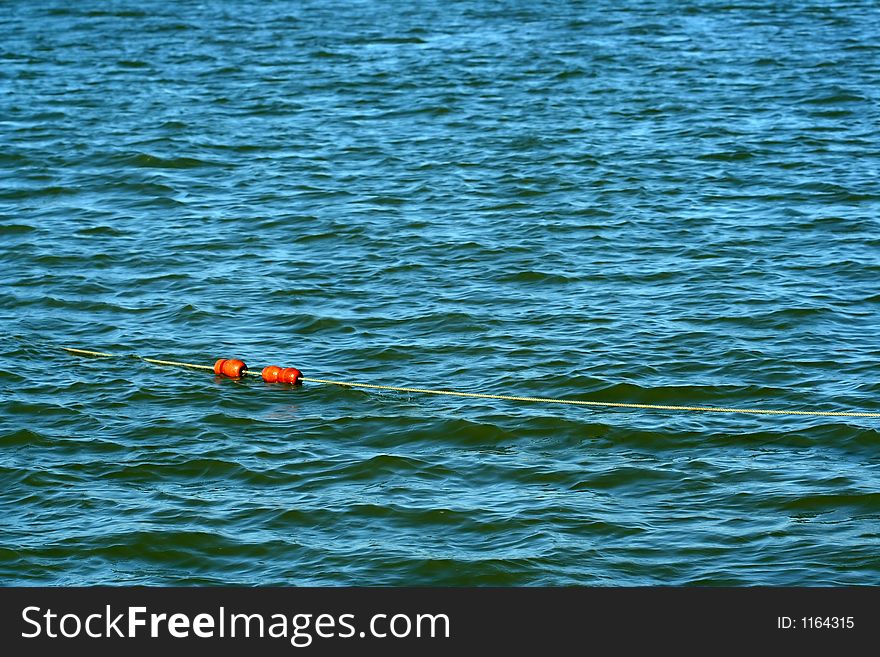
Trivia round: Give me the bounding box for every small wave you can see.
[697,150,754,162]
[0,428,51,447]
[106,152,223,169]
[798,90,867,105]
[85,10,147,18]
[103,458,250,483]
[778,492,880,513]
[0,223,36,234]
[494,270,579,284]
[116,60,149,69]
[570,466,684,491]
[75,225,128,237]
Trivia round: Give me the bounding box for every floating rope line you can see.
[61,347,880,418]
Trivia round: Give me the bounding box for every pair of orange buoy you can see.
[261,365,302,385]
[213,358,302,385]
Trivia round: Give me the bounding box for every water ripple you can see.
[2,0,879,586]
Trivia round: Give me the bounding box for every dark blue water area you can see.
[1,0,879,585]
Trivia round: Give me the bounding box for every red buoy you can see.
[261,365,282,383]
[261,365,302,385]
[214,358,247,378]
[279,367,302,385]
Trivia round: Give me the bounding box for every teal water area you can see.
[2,0,879,585]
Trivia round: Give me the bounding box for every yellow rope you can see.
[62,348,217,372]
[143,357,215,372]
[61,347,880,418]
[63,348,117,358]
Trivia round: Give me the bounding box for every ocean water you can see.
[2,0,879,585]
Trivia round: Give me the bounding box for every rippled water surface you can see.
[2,0,880,585]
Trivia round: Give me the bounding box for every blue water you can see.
[1,0,879,585]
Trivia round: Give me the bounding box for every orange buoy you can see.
[279,367,302,385]
[261,365,282,383]
[261,365,302,385]
[213,358,247,378]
